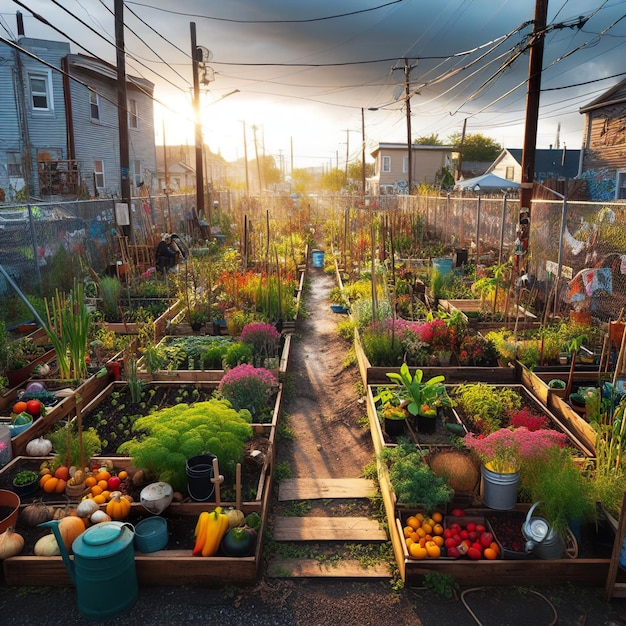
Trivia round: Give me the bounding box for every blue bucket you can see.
[134,516,168,553]
[432,257,453,275]
[312,250,325,268]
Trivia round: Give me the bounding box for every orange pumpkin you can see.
[43,477,59,493]
[58,516,85,553]
[106,492,132,520]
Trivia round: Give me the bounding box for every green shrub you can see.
[222,342,253,369]
[118,399,253,490]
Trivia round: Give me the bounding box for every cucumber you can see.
[445,423,466,436]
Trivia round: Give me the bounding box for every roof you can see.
[371,142,453,156]
[579,76,626,113]
[502,148,580,179]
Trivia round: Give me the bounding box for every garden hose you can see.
[460,587,558,626]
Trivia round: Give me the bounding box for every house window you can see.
[7,153,23,177]
[382,156,391,173]
[505,166,515,180]
[402,156,408,174]
[132,160,142,187]
[28,71,52,111]
[94,159,105,189]
[128,99,138,129]
[89,90,100,121]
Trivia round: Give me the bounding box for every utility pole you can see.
[345,129,350,185]
[114,0,132,239]
[520,0,549,214]
[404,58,413,195]
[361,108,366,198]
[190,22,207,237]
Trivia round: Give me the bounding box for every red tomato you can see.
[107,476,121,490]
[467,547,482,560]
[26,400,42,417]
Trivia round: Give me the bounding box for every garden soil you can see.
[2,265,626,624]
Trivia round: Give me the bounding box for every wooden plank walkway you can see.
[267,559,391,578]
[278,478,377,501]
[273,517,387,541]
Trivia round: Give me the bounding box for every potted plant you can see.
[4,337,47,387]
[12,470,39,498]
[385,364,452,435]
[373,385,409,437]
[189,310,208,332]
[464,427,567,510]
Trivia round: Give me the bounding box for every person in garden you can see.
[155,233,179,274]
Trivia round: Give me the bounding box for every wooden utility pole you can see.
[520,0,549,213]
[114,0,132,238]
[190,22,207,236]
[405,58,413,195]
[456,118,467,181]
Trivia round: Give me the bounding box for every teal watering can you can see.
[40,520,138,620]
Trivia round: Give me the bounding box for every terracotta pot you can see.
[0,489,20,533]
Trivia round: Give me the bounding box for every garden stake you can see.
[211,457,224,506]
[236,463,241,511]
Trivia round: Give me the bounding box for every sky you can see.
[2,0,626,171]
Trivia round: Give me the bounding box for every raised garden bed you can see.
[1,461,267,586]
[354,327,517,388]
[137,333,291,383]
[438,299,539,331]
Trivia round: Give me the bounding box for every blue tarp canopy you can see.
[455,173,521,191]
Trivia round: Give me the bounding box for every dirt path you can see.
[277,266,373,479]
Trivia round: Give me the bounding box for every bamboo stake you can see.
[211,457,224,507]
[613,321,626,389]
[235,463,241,511]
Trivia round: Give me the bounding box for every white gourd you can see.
[25,437,53,457]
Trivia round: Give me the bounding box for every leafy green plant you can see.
[49,425,102,468]
[223,342,254,369]
[452,383,521,434]
[118,398,253,490]
[98,276,123,320]
[385,364,451,417]
[45,281,92,380]
[520,446,596,538]
[5,336,45,371]
[380,440,453,510]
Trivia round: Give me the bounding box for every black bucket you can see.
[185,454,217,502]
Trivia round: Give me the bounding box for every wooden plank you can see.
[278,478,377,501]
[273,517,387,541]
[267,558,391,578]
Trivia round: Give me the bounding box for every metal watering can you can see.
[40,520,138,619]
[521,502,564,560]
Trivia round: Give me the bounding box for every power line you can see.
[124,0,407,23]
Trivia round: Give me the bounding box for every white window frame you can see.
[402,156,408,174]
[505,166,515,180]
[28,70,53,112]
[382,156,391,173]
[132,159,142,187]
[128,99,138,129]
[94,159,105,190]
[89,90,100,121]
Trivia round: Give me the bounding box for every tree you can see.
[320,168,345,193]
[448,132,502,162]
[414,133,444,145]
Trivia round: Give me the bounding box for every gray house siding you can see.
[68,56,156,198]
[0,37,70,199]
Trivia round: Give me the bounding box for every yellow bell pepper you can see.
[201,506,230,557]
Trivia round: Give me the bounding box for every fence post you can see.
[498,194,508,265]
[27,204,42,291]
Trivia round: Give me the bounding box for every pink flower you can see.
[464,427,566,473]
